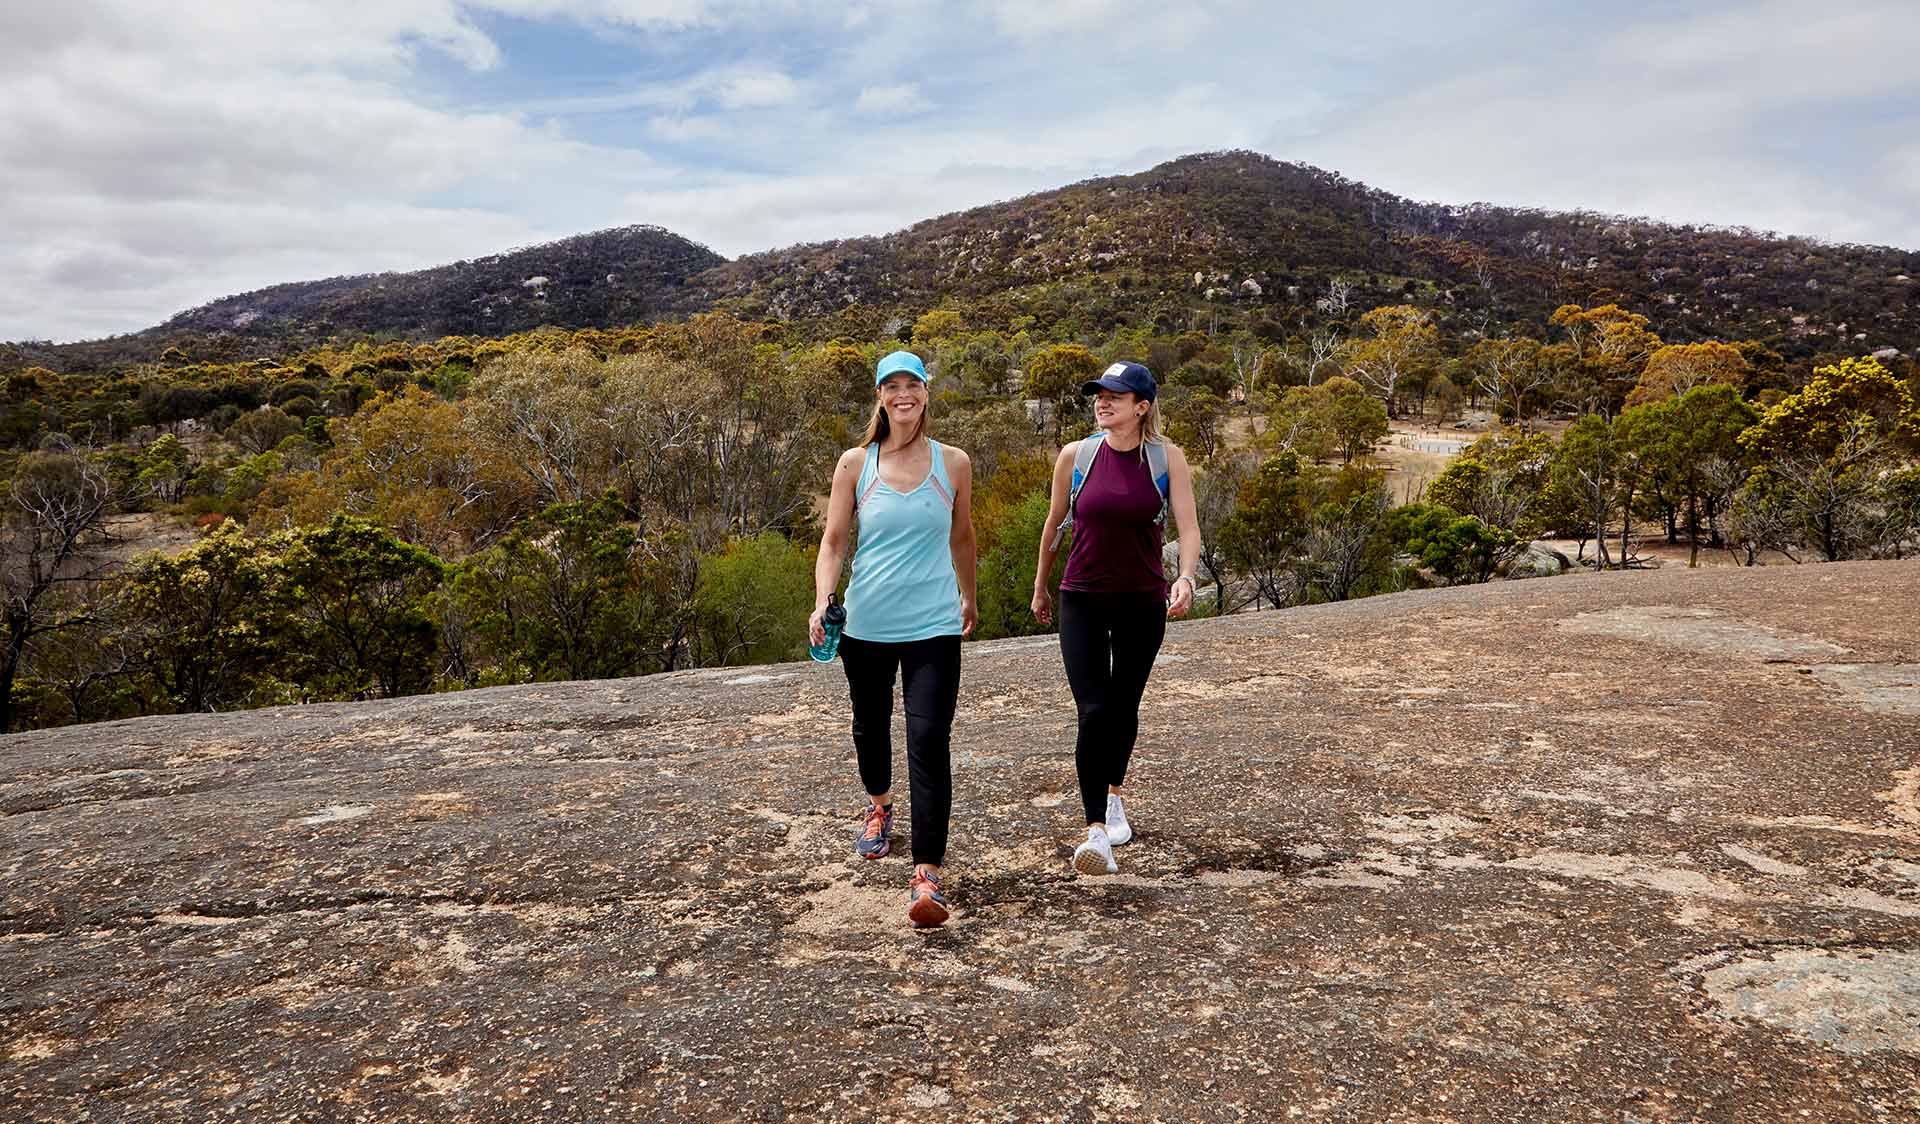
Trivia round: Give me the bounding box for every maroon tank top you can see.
[1060,439,1168,597]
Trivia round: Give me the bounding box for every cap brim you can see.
[1080,376,1154,400]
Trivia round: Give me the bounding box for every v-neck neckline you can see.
[874,440,936,496]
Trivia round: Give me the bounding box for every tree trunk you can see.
[1,625,22,735]
[1687,492,1701,569]
[1590,491,1612,570]
[187,659,210,714]
[1618,485,1635,569]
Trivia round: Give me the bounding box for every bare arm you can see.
[946,447,978,636]
[1030,441,1078,625]
[809,447,863,645]
[1164,442,1202,618]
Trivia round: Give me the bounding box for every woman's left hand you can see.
[1166,576,1194,619]
[960,597,977,637]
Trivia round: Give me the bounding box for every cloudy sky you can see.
[6,0,1919,342]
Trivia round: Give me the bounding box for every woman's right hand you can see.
[808,604,828,647]
[1031,587,1052,626]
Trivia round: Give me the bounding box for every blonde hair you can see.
[859,383,932,447]
[1141,398,1164,444]
[1107,393,1162,446]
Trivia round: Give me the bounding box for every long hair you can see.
[1107,394,1163,446]
[859,387,932,447]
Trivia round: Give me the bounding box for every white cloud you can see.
[621,168,1035,256]
[645,114,736,142]
[0,193,542,343]
[467,0,737,31]
[884,82,1268,178]
[9,1,1920,343]
[0,2,653,340]
[1300,4,1920,249]
[1613,0,1920,101]
[853,83,930,116]
[617,83,1271,255]
[714,68,802,109]
[1886,144,1920,203]
[0,57,544,206]
[985,0,1124,39]
[0,1,505,73]
[983,0,1217,47]
[507,61,803,118]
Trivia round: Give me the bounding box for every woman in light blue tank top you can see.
[809,350,977,928]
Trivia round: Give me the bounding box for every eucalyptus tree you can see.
[1340,305,1438,417]
[1,445,128,732]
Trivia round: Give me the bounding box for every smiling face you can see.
[877,372,928,432]
[1092,388,1148,432]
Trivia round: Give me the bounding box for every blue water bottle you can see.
[810,593,846,662]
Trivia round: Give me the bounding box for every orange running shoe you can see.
[907,869,949,928]
[855,803,893,860]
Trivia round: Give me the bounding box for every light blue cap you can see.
[874,350,929,386]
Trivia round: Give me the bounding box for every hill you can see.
[10,152,1919,370]
[160,223,721,338]
[4,561,1917,1121]
[4,225,723,369]
[693,152,1920,358]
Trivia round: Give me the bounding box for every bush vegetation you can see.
[4,154,1918,732]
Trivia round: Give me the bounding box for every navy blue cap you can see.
[1080,361,1157,402]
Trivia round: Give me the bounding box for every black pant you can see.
[1058,590,1166,826]
[839,633,962,866]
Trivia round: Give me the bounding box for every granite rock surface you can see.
[4,561,1919,1122]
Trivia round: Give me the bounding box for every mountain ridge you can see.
[13,151,1919,367]
[152,223,723,339]
[690,152,1919,355]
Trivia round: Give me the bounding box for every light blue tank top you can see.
[844,440,963,643]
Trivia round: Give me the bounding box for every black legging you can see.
[1058,590,1166,826]
[839,633,962,867]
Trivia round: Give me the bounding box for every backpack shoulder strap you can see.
[1050,433,1106,550]
[1072,432,1104,491]
[1144,440,1172,525]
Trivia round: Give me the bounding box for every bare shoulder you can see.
[836,446,867,473]
[1161,440,1191,470]
[1055,440,1082,467]
[940,443,973,471]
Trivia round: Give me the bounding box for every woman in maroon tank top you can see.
[1030,361,1201,877]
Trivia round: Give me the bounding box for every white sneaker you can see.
[1105,794,1132,846]
[1072,825,1117,875]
